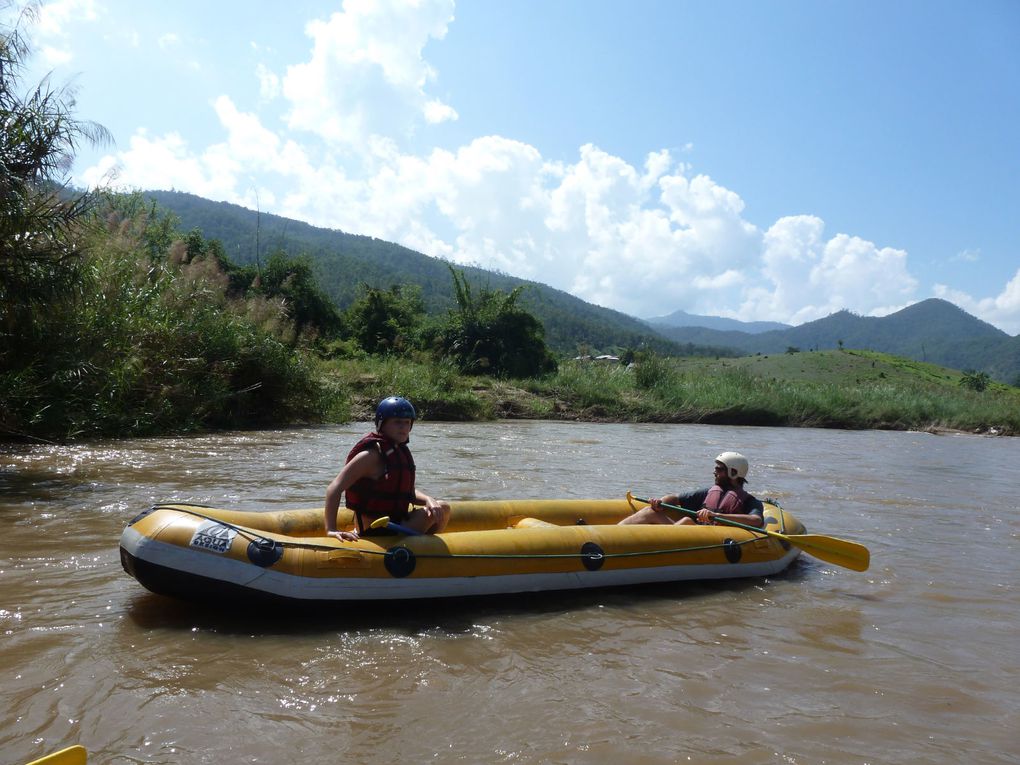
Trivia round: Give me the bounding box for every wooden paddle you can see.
[627,492,870,572]
[369,516,423,536]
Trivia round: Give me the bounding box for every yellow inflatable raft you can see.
[119,498,805,605]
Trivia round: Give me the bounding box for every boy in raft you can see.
[324,396,451,541]
[619,451,765,528]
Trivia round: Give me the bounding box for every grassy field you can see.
[324,349,1020,435]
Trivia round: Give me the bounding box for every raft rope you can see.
[147,503,784,563]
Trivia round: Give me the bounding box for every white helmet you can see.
[715,451,749,481]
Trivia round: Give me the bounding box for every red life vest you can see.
[344,432,416,531]
[703,484,749,515]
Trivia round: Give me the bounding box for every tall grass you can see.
[520,360,1020,433]
[329,355,494,422]
[1,211,328,441]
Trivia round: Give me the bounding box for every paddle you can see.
[369,516,423,536]
[627,492,870,572]
[24,746,87,765]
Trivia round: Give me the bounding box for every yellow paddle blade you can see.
[24,746,87,765]
[369,516,391,530]
[780,533,871,572]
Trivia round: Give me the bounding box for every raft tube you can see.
[119,499,803,606]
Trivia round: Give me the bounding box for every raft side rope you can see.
[142,504,768,562]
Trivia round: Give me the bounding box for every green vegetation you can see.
[959,370,991,392]
[319,350,1020,436]
[0,20,332,440]
[1,197,336,440]
[432,266,558,378]
[2,13,1017,442]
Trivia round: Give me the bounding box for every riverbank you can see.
[327,350,1020,436]
[5,348,1017,444]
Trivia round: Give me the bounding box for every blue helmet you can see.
[375,396,416,429]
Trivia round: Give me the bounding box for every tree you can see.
[1,4,111,363]
[255,250,343,341]
[345,283,424,354]
[434,266,557,378]
[959,370,991,392]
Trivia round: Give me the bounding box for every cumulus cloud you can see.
[281,0,456,144]
[934,272,1020,335]
[740,217,918,324]
[74,0,1020,334]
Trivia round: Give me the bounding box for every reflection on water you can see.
[2,422,1018,764]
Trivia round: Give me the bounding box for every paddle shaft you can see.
[631,494,766,533]
[630,494,870,572]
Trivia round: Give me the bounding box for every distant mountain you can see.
[645,308,790,334]
[143,191,734,358]
[652,298,1020,383]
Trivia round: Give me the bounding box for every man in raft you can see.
[619,451,765,528]
[324,396,451,541]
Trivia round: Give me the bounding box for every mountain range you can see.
[145,191,1019,384]
[645,308,789,334]
[652,299,1020,383]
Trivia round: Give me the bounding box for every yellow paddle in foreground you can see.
[627,492,870,572]
[24,745,87,765]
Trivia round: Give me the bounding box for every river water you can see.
[1,422,1018,765]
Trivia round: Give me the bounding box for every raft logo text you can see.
[189,521,238,554]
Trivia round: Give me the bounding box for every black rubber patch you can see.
[581,542,605,571]
[723,538,742,564]
[384,546,417,578]
[247,538,283,568]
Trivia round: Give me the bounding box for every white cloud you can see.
[934,272,1020,335]
[952,248,981,263]
[281,0,456,144]
[9,0,97,65]
[85,102,937,328]
[39,44,72,66]
[81,129,238,201]
[255,63,280,100]
[423,99,458,124]
[33,0,97,38]
[158,33,180,49]
[742,216,918,324]
[80,0,1020,334]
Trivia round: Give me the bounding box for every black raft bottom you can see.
[119,546,792,619]
[120,547,318,610]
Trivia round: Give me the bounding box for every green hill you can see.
[654,299,1020,384]
[143,190,733,358]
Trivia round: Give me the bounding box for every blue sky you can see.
[10,0,1020,332]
